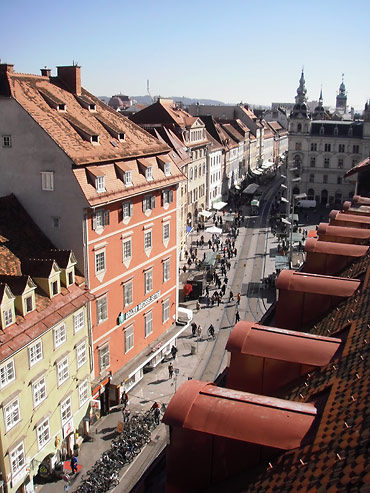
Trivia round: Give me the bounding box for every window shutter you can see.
[92,213,97,230]
[169,190,173,203]
[142,198,146,212]
[151,195,155,209]
[129,202,133,217]
[161,191,164,207]
[103,210,110,226]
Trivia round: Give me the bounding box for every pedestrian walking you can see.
[217,294,221,306]
[229,291,234,302]
[208,324,215,339]
[237,292,241,305]
[205,285,209,296]
[221,284,226,296]
[235,311,240,323]
[70,455,78,475]
[121,391,129,409]
[224,276,228,285]
[171,345,178,359]
[154,406,161,425]
[168,362,174,379]
[123,408,131,423]
[206,295,210,307]
[197,325,202,339]
[191,321,197,337]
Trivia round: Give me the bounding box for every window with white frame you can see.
[164,162,171,176]
[144,231,152,249]
[76,341,87,369]
[10,442,25,477]
[79,380,89,407]
[122,201,133,218]
[60,396,72,426]
[144,311,153,338]
[25,295,34,313]
[54,324,66,348]
[37,418,50,450]
[96,295,108,324]
[162,190,174,206]
[99,344,110,372]
[41,171,54,191]
[122,238,132,261]
[29,340,43,367]
[338,144,345,153]
[162,298,170,323]
[74,311,85,333]
[2,135,12,148]
[124,171,132,186]
[142,195,155,212]
[68,270,74,286]
[51,280,59,296]
[95,175,105,192]
[163,259,170,282]
[144,269,153,294]
[33,376,47,407]
[95,250,106,274]
[146,166,153,181]
[124,325,134,353]
[163,223,170,242]
[3,307,13,327]
[57,356,69,386]
[123,280,133,307]
[4,397,21,431]
[0,359,15,388]
[93,209,110,230]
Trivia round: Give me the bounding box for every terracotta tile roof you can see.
[317,222,370,244]
[344,156,370,177]
[5,69,169,165]
[0,194,93,363]
[73,153,185,207]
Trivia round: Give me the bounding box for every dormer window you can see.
[124,171,132,186]
[25,295,34,314]
[319,125,325,135]
[91,135,99,144]
[67,270,74,286]
[89,104,96,111]
[96,175,105,193]
[164,162,171,176]
[52,280,59,296]
[57,104,66,112]
[118,132,125,141]
[3,307,13,327]
[146,167,153,181]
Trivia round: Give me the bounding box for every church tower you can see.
[312,88,329,120]
[289,70,310,133]
[336,74,347,114]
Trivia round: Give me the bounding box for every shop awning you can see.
[186,226,193,235]
[251,168,263,176]
[261,161,274,170]
[243,183,260,194]
[212,201,228,211]
[198,210,212,218]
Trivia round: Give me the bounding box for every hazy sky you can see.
[1,0,369,110]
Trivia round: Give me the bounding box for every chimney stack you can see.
[57,65,81,95]
[40,67,51,78]
[0,63,14,96]
[0,63,14,74]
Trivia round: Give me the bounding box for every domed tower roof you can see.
[336,74,347,113]
[290,69,310,119]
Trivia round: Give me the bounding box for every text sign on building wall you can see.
[125,291,161,320]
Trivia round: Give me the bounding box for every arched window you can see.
[297,123,302,132]
[307,188,315,200]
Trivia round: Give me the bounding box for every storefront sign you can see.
[63,418,74,438]
[91,399,101,410]
[125,290,161,320]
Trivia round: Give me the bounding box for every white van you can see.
[177,307,193,325]
[296,199,316,209]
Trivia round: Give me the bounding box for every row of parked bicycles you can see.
[74,410,159,492]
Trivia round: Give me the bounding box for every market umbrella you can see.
[205,226,222,234]
[183,284,193,297]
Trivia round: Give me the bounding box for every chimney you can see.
[40,67,51,78]
[57,65,81,95]
[0,63,14,96]
[0,63,14,74]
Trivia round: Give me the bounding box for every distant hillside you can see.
[98,95,227,106]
